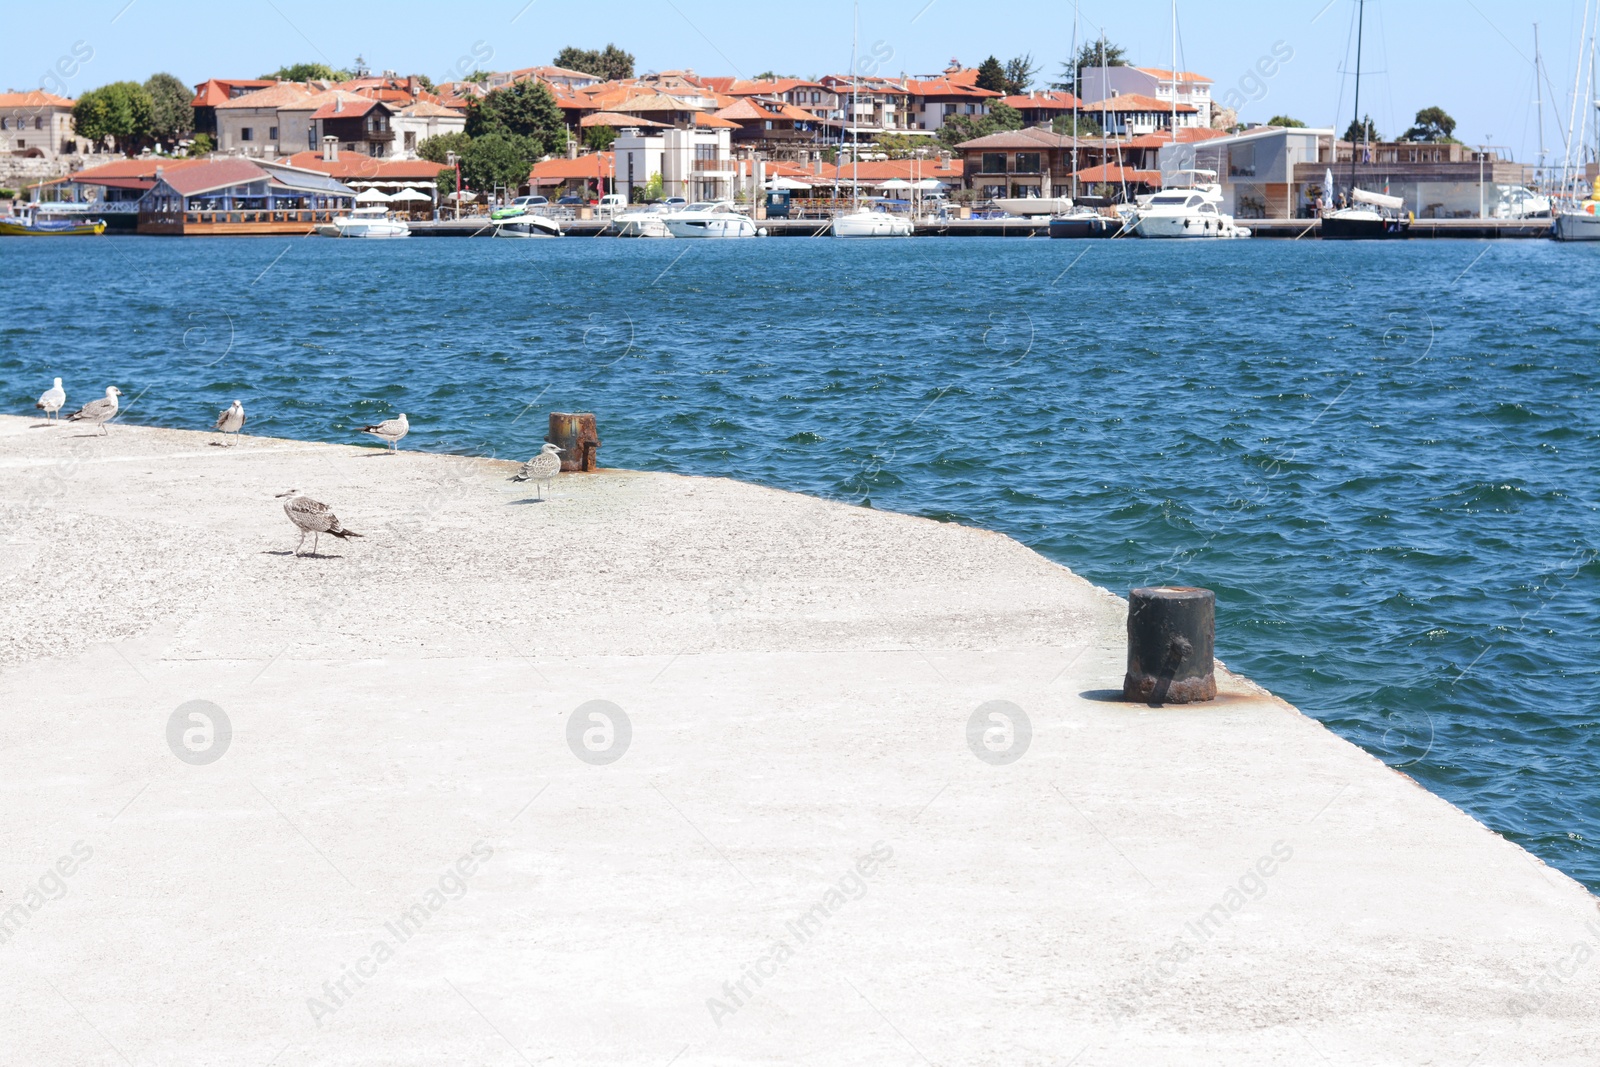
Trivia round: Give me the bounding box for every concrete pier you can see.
[1,413,1597,1065]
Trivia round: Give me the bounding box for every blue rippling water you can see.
[4,234,1597,890]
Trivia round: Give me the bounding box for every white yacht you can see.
[1130,172,1251,239]
[831,208,913,238]
[492,214,562,238]
[315,206,410,239]
[661,202,759,239]
[611,206,674,238]
[991,195,1075,216]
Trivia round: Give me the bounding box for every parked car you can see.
[597,193,627,218]
[512,195,548,208]
[556,195,584,206]
[664,196,688,208]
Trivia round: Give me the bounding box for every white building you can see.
[0,91,91,161]
[1080,66,1213,129]
[614,126,736,202]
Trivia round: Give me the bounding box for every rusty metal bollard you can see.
[1123,586,1217,705]
[547,413,601,472]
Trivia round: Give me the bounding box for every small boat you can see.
[662,202,759,239]
[492,214,562,238]
[831,208,913,238]
[992,196,1075,217]
[1048,206,1122,238]
[0,204,106,236]
[315,206,411,239]
[1552,177,1600,241]
[610,207,674,238]
[1321,188,1410,240]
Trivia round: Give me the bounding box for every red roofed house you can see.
[713,98,827,156]
[816,75,914,137]
[191,79,278,138]
[1,90,92,160]
[1078,93,1199,137]
[1079,65,1213,128]
[213,82,317,156]
[1000,90,1082,128]
[904,63,1002,133]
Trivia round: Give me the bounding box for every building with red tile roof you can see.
[902,67,1003,134]
[0,89,88,160]
[1079,93,1199,137]
[1080,64,1215,128]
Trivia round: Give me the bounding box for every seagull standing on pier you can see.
[512,442,564,500]
[214,400,245,445]
[361,413,409,452]
[36,378,65,422]
[275,490,363,556]
[66,386,122,435]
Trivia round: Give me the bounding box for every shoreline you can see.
[2,414,1599,1063]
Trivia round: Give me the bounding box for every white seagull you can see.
[36,378,65,422]
[214,400,245,445]
[511,442,564,500]
[361,413,409,453]
[66,386,122,435]
[275,490,363,556]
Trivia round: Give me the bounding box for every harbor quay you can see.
[2,414,1598,1064]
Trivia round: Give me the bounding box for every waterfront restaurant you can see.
[138,158,356,235]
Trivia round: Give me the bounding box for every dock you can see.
[2,414,1596,1064]
[408,216,1554,239]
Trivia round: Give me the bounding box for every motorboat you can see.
[992,195,1075,217]
[1321,188,1410,240]
[1552,177,1600,241]
[1495,186,1552,219]
[831,207,913,237]
[1048,206,1123,238]
[1129,174,1250,238]
[0,204,106,236]
[492,214,562,238]
[662,202,760,239]
[610,206,674,238]
[315,206,410,238]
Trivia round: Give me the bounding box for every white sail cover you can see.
[1352,188,1405,210]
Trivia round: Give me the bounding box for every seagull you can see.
[65,386,122,435]
[511,443,564,500]
[214,400,245,445]
[275,490,363,556]
[361,413,409,453]
[36,378,65,422]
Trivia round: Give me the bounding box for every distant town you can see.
[0,41,1584,238]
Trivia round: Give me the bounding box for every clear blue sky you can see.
[5,0,1595,164]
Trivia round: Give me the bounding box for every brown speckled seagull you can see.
[275,490,363,556]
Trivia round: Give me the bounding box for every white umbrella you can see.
[765,176,812,191]
[355,188,392,203]
[912,178,946,190]
[389,189,432,202]
[877,178,914,190]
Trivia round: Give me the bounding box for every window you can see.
[269,126,278,140]
[35,117,43,129]
[1,118,7,129]
[1015,152,1041,172]
[1228,142,1256,177]
[981,153,1006,174]
[240,127,254,141]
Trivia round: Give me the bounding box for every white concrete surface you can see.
[1,413,1596,1066]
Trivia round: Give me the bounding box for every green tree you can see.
[754,70,777,81]
[1002,54,1039,95]
[1402,105,1457,142]
[1052,113,1103,137]
[988,101,1024,130]
[186,132,214,157]
[143,72,194,145]
[1055,38,1127,96]
[411,73,436,92]
[1343,114,1380,143]
[463,70,493,85]
[938,102,1025,148]
[466,80,567,155]
[260,62,352,82]
[417,131,472,164]
[873,132,928,158]
[1267,115,1306,127]
[462,132,539,194]
[975,56,1008,94]
[643,172,663,201]
[72,81,154,154]
[553,44,635,81]
[584,124,618,151]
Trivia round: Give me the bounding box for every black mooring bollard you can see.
[1123,586,1217,705]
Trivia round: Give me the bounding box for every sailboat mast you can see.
[1350,0,1364,196]
[1170,0,1178,146]
[851,2,859,212]
[1071,0,1079,200]
[1534,23,1547,180]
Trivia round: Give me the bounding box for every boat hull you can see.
[991,197,1074,217]
[1048,215,1121,239]
[663,217,758,238]
[0,218,106,236]
[1320,214,1410,240]
[1552,206,1600,241]
[1133,214,1249,239]
[493,218,562,238]
[831,212,913,238]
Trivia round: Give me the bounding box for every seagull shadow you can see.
[29,421,56,429]
[69,431,108,438]
[262,550,345,559]
[508,497,547,505]
[1078,689,1126,702]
